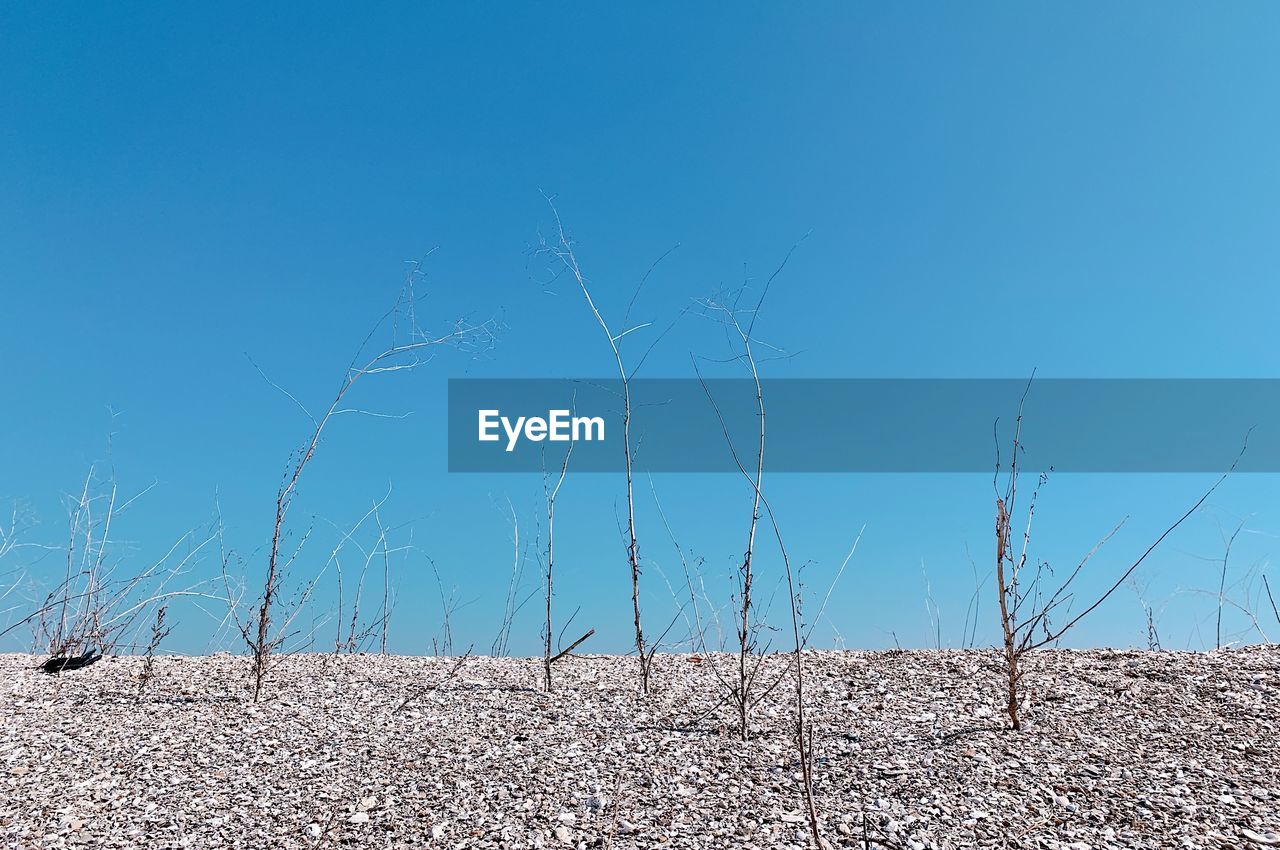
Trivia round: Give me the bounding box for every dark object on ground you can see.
[39,650,103,674]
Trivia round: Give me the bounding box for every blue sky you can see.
[3,3,1280,655]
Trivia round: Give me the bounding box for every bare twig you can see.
[549,628,595,664]
[1264,574,1280,629]
[1215,518,1247,650]
[536,195,679,693]
[394,649,473,715]
[244,266,495,699]
[491,496,533,657]
[542,435,574,691]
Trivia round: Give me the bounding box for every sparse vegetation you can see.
[0,216,1271,850]
[232,267,495,700]
[137,604,170,696]
[993,382,1245,730]
[537,197,681,694]
[1,456,224,668]
[691,249,827,847]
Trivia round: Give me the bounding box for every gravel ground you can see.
[1,648,1276,849]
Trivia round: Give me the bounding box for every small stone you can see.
[553,824,573,843]
[348,811,369,824]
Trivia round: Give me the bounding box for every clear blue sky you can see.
[3,3,1279,655]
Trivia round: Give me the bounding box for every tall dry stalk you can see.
[764,494,820,845]
[1264,574,1280,630]
[242,266,495,700]
[137,604,171,696]
[692,246,822,846]
[693,243,799,741]
[332,508,403,655]
[1126,575,1163,651]
[537,197,679,693]
[1215,518,1247,650]
[491,497,534,657]
[542,441,572,691]
[993,382,1243,730]
[538,438,594,688]
[325,492,395,654]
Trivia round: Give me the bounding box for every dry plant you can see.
[921,561,943,650]
[536,195,680,693]
[537,437,596,689]
[690,244,802,743]
[236,264,496,700]
[959,544,989,649]
[379,513,392,654]
[1,458,224,669]
[324,491,408,654]
[1126,575,1163,651]
[692,358,768,738]
[425,556,464,657]
[993,383,1244,730]
[1183,515,1275,648]
[648,475,719,654]
[491,496,535,657]
[647,472,743,662]
[690,246,826,847]
[1215,518,1247,649]
[137,604,171,696]
[537,440,568,686]
[1172,515,1275,648]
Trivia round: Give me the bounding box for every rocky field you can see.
[0,648,1276,849]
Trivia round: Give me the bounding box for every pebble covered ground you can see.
[0,648,1276,849]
